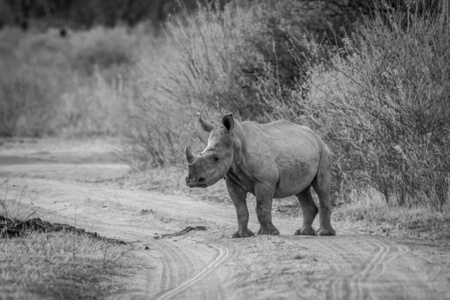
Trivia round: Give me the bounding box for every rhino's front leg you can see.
[225,176,254,238]
[255,183,280,235]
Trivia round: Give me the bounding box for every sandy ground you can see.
[1,138,449,300]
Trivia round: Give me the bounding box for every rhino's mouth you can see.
[186,176,207,188]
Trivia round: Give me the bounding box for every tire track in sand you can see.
[152,240,196,293]
[311,237,410,300]
[154,238,230,300]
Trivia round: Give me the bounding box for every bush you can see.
[155,1,337,120]
[70,27,139,75]
[0,27,139,137]
[0,30,70,136]
[58,72,137,137]
[163,4,264,119]
[133,0,450,210]
[279,6,450,209]
[131,0,335,167]
[126,37,200,168]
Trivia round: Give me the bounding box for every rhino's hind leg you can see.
[312,148,336,236]
[294,186,318,236]
[255,183,280,236]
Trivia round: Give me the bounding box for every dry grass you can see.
[0,180,138,299]
[334,189,450,240]
[0,231,136,300]
[0,180,38,223]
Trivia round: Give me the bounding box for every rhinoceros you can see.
[185,113,336,238]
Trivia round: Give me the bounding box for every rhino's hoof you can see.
[317,228,336,236]
[294,226,316,236]
[231,229,254,238]
[257,228,280,236]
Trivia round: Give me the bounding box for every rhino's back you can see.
[242,119,321,149]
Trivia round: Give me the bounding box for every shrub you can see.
[70,27,138,75]
[163,0,352,118]
[127,37,200,168]
[131,0,335,167]
[0,30,70,136]
[278,6,450,209]
[163,3,264,119]
[0,27,139,137]
[58,71,137,137]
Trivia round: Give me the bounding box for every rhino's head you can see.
[185,113,235,188]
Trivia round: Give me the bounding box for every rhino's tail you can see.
[311,139,332,201]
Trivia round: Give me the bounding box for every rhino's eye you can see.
[213,157,219,162]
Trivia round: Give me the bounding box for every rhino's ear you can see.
[222,113,234,132]
[196,112,214,132]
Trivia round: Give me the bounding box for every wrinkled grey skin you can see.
[185,113,336,238]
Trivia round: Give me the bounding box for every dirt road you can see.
[1,139,449,300]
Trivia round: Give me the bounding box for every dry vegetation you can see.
[295,8,450,210]
[130,0,449,237]
[0,1,449,297]
[0,0,448,262]
[0,180,137,299]
[1,232,135,300]
[0,26,143,137]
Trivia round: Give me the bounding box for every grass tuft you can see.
[335,192,450,240]
[0,231,135,300]
[0,180,137,299]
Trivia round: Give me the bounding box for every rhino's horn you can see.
[185,146,195,164]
